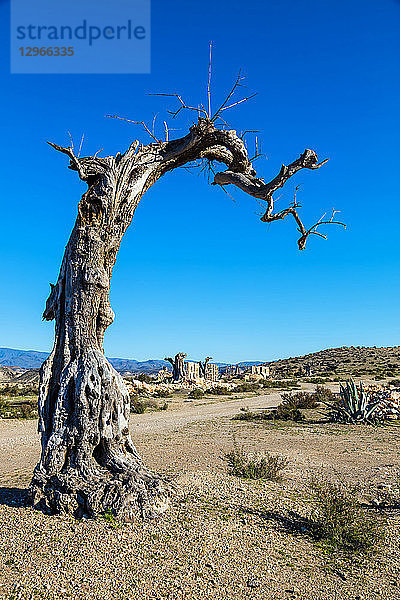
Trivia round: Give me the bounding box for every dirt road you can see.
[0,392,281,486]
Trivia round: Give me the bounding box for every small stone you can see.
[247,578,261,589]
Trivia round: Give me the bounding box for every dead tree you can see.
[29,81,344,520]
[164,353,187,382]
[198,357,213,379]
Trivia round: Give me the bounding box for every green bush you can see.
[313,385,335,403]
[152,389,172,398]
[233,409,259,421]
[0,384,39,397]
[135,373,153,384]
[0,398,37,419]
[308,477,385,554]
[224,446,289,481]
[233,382,260,393]
[234,402,304,422]
[188,388,205,399]
[20,402,37,418]
[207,386,231,396]
[130,394,168,413]
[280,391,319,409]
[130,398,146,414]
[273,403,304,421]
[260,379,300,390]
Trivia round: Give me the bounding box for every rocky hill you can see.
[0,366,20,382]
[1,346,399,381]
[14,369,41,384]
[267,346,400,379]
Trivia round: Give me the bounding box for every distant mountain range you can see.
[0,348,48,369]
[0,347,262,374]
[2,346,398,380]
[0,348,170,373]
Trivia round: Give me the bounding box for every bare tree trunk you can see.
[198,357,212,379]
[164,353,187,383]
[30,117,331,519]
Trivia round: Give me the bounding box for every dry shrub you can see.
[281,391,319,409]
[233,382,260,393]
[224,446,289,481]
[207,386,232,396]
[308,477,385,554]
[189,388,205,399]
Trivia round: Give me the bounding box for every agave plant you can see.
[327,379,383,424]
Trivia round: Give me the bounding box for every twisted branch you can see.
[49,115,344,251]
[212,148,344,250]
[46,141,88,181]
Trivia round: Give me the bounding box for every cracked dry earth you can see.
[0,391,400,600]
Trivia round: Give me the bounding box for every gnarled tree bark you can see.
[198,357,213,379]
[30,116,334,519]
[164,353,187,383]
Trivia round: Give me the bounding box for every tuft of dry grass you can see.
[223,445,289,481]
[307,477,386,555]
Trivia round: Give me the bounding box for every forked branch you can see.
[105,114,160,142]
[47,141,88,181]
[148,93,209,120]
[210,70,257,123]
[212,148,345,250]
[150,65,256,126]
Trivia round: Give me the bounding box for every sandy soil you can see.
[0,390,399,600]
[0,392,283,487]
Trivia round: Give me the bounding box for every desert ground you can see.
[0,387,399,600]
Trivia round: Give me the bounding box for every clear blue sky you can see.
[0,0,399,363]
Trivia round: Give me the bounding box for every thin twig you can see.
[152,113,158,139]
[105,114,159,142]
[67,130,74,150]
[211,70,244,121]
[47,141,87,181]
[148,93,209,119]
[77,133,85,157]
[207,41,212,118]
[217,183,237,203]
[218,93,257,114]
[240,130,260,139]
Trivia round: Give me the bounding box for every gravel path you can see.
[0,392,281,485]
[0,391,281,444]
[129,392,282,434]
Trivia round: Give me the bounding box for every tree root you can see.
[29,465,171,520]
